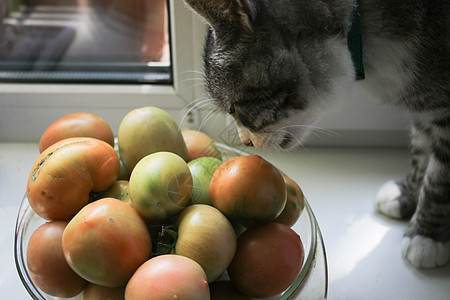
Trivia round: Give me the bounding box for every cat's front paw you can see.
[401,235,450,268]
[374,180,417,220]
[374,180,403,219]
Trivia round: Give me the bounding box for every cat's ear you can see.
[182,0,256,33]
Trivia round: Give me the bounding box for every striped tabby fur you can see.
[182,0,450,268]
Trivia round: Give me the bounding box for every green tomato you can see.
[118,107,188,173]
[188,157,223,206]
[175,204,237,283]
[129,152,192,223]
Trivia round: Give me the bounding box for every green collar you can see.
[347,2,365,80]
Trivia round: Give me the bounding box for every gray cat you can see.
[181,0,450,268]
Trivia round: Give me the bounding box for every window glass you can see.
[0,0,171,83]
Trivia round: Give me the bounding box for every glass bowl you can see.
[15,143,328,299]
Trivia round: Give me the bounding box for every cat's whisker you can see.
[178,77,206,84]
[276,124,339,136]
[178,69,206,77]
[185,97,216,112]
[258,127,307,150]
[178,80,207,93]
[192,100,217,113]
[177,70,207,89]
[273,129,306,149]
[179,98,216,127]
[197,108,222,131]
[273,124,341,139]
[187,82,208,91]
[263,124,340,149]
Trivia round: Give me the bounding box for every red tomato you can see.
[125,254,210,300]
[39,112,114,153]
[27,137,120,221]
[273,176,305,227]
[26,221,88,298]
[62,198,152,287]
[227,222,305,298]
[209,155,287,223]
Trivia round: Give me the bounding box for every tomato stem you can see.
[152,225,178,257]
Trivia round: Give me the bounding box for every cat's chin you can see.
[235,111,316,150]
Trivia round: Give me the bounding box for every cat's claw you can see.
[402,235,450,268]
[374,180,402,219]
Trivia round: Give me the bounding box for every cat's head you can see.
[184,0,356,148]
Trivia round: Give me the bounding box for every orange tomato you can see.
[62,198,152,287]
[39,112,114,153]
[27,137,120,221]
[209,155,287,223]
[125,255,210,300]
[182,130,222,162]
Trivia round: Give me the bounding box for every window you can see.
[0,0,204,142]
[0,0,172,83]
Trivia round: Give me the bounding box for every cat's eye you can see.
[0,0,171,84]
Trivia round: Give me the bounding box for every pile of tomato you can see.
[25,107,306,300]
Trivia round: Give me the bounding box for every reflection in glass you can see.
[0,0,171,83]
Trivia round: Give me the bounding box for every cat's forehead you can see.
[209,40,301,91]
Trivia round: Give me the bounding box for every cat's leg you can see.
[375,120,431,219]
[402,116,450,268]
